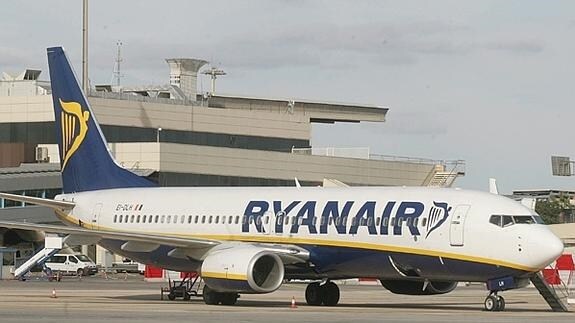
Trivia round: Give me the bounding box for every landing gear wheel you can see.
[322,282,340,306]
[220,293,239,305]
[305,282,324,306]
[168,293,176,301]
[183,293,191,301]
[202,285,219,305]
[496,296,505,311]
[484,295,498,311]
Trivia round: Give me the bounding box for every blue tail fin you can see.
[47,46,156,193]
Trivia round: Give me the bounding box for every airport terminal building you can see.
[0,60,465,272]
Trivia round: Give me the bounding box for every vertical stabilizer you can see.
[47,46,155,193]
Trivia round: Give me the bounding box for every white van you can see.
[45,254,98,276]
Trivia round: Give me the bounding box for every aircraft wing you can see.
[0,221,219,249]
[0,220,309,262]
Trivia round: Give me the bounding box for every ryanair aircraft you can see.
[0,47,564,311]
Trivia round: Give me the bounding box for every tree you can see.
[535,194,572,224]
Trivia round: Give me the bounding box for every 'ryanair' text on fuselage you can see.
[242,200,452,237]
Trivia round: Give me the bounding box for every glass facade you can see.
[0,122,308,152]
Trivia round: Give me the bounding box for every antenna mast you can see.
[113,41,123,90]
[202,66,226,95]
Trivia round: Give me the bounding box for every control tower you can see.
[165,58,208,100]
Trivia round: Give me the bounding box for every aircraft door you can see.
[449,205,470,246]
[91,203,103,230]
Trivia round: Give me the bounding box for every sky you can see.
[2,0,575,193]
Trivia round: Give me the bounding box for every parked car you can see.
[44,253,98,276]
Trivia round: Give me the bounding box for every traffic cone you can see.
[290,296,297,308]
[51,288,57,298]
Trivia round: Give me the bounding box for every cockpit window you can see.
[489,214,540,227]
[489,215,502,226]
[513,216,535,224]
[533,215,544,224]
[502,215,513,227]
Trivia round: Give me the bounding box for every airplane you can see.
[0,46,564,311]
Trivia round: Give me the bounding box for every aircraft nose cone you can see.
[547,232,564,263]
[532,228,564,269]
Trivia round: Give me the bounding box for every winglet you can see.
[488,178,499,195]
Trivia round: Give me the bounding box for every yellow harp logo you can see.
[59,99,90,170]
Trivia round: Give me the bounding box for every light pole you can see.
[156,127,162,143]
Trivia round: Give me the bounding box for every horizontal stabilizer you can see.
[0,193,75,210]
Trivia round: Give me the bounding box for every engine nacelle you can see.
[201,246,284,294]
[380,279,457,295]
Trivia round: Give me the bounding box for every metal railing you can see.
[87,90,199,106]
[291,147,465,171]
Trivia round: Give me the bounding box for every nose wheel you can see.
[484,293,505,311]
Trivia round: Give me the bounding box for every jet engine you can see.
[380,279,457,295]
[201,245,284,294]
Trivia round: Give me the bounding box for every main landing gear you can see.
[202,285,240,305]
[305,281,340,306]
[484,292,506,311]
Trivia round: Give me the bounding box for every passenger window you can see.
[155,215,159,223]
[384,217,390,226]
[284,216,290,225]
[130,215,135,223]
[376,217,380,226]
[502,215,513,227]
[195,216,199,224]
[161,215,165,224]
[264,216,269,225]
[228,216,233,224]
[235,216,240,224]
[167,215,171,224]
[136,215,141,223]
[202,216,206,224]
[335,217,341,226]
[406,218,412,227]
[256,216,262,226]
[149,215,153,223]
[69,256,78,263]
[414,217,419,227]
[114,214,117,223]
[421,218,426,227]
[188,216,192,224]
[215,216,220,224]
[181,215,185,224]
[367,217,374,226]
[209,216,213,224]
[390,217,396,226]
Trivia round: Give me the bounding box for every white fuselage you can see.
[57,186,563,281]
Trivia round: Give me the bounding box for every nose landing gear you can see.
[305,281,340,306]
[484,292,505,311]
